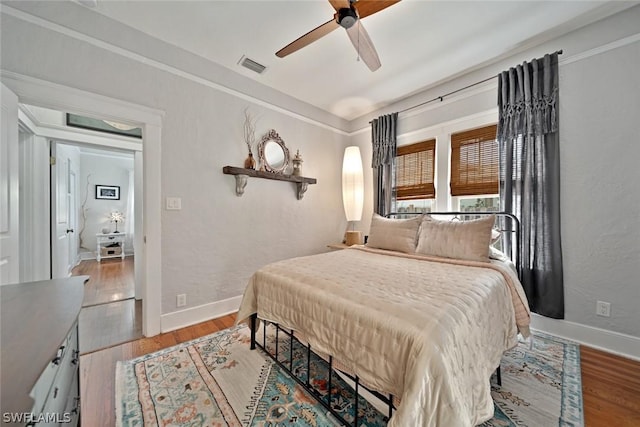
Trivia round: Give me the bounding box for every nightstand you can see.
[96,232,126,262]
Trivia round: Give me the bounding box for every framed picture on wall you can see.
[96,185,120,200]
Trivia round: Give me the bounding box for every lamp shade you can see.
[342,146,364,221]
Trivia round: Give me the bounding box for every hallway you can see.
[72,257,142,354]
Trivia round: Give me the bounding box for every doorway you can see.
[4,72,163,337]
[29,121,144,352]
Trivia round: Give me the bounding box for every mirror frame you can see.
[258,129,290,174]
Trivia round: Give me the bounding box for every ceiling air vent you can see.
[238,56,267,75]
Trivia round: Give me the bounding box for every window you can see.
[450,124,498,196]
[458,195,500,213]
[393,139,435,214]
[391,122,499,215]
[450,124,499,212]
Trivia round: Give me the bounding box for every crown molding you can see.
[1,5,349,135]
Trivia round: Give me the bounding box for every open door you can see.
[50,142,75,278]
[68,169,78,270]
[0,83,20,285]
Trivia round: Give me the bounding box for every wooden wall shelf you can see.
[223,166,317,199]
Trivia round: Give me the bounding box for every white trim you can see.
[2,71,163,126]
[78,149,135,161]
[350,32,640,137]
[399,80,498,125]
[1,6,348,135]
[19,106,143,152]
[396,109,498,146]
[3,71,163,337]
[17,108,38,133]
[160,296,242,333]
[531,313,640,362]
[350,80,499,136]
[561,32,640,66]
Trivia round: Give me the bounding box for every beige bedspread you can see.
[236,246,530,427]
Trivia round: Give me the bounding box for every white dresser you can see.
[1,276,87,426]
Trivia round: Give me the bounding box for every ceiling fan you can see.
[276,0,401,72]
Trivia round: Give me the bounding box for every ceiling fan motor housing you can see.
[338,7,358,29]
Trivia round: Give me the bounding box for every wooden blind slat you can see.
[395,139,435,200]
[450,124,498,196]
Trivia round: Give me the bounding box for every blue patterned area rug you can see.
[481,331,584,426]
[115,325,583,426]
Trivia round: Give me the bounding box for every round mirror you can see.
[264,141,286,169]
[258,129,290,174]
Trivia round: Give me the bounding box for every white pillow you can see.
[415,215,495,262]
[366,214,423,253]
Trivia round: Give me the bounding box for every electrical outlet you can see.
[166,197,182,210]
[596,301,611,317]
[176,294,187,307]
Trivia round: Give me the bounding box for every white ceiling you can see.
[60,1,640,120]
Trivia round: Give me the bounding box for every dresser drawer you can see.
[63,369,80,427]
[30,323,79,426]
[29,334,72,414]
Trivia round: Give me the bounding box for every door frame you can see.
[0,83,19,285]
[3,71,164,337]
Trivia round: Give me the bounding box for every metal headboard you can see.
[386,211,521,279]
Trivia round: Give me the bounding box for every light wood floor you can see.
[72,257,142,355]
[74,257,135,307]
[79,298,142,355]
[77,264,640,426]
[581,346,640,426]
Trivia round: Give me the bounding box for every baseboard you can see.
[531,313,640,362]
[159,302,640,360]
[79,252,134,261]
[160,295,242,333]
[79,251,95,261]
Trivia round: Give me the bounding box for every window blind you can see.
[450,124,498,196]
[395,139,436,200]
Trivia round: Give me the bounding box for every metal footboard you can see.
[250,313,394,426]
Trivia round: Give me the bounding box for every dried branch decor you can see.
[243,108,258,169]
[78,173,91,250]
[243,108,257,156]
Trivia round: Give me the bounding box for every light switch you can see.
[166,197,182,210]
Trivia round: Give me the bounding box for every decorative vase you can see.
[244,152,256,170]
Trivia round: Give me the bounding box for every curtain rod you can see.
[371,49,563,121]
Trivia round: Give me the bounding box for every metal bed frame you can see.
[248,211,521,426]
[249,314,394,426]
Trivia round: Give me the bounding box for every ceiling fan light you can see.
[338,7,358,29]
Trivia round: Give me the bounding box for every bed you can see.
[236,212,530,427]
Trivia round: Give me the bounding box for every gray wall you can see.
[1,10,349,315]
[352,6,640,339]
[2,3,638,341]
[561,42,640,336]
[78,151,134,253]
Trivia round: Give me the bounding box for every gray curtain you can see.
[371,113,398,215]
[497,53,564,319]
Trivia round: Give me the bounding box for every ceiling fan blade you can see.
[346,21,381,71]
[328,0,351,12]
[276,19,340,58]
[353,0,401,19]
